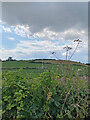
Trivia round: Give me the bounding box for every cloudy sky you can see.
[0,2,88,63]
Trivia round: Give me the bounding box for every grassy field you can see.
[2,60,88,78]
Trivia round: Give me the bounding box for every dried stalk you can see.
[59,86,73,118]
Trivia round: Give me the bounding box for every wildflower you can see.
[63,46,72,60]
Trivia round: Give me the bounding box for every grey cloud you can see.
[2,2,88,33]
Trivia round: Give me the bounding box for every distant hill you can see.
[32,59,88,67]
[2,59,89,67]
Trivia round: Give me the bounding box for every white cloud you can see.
[1,25,88,62]
[1,39,64,60]
[1,37,88,63]
[1,22,88,63]
[33,27,87,42]
[33,28,61,41]
[14,25,32,38]
[8,37,15,40]
[17,40,63,52]
[62,52,66,56]
[2,25,12,32]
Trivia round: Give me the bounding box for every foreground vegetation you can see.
[2,60,89,119]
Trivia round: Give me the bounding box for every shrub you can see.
[2,69,89,119]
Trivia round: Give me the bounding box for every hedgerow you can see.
[2,69,89,119]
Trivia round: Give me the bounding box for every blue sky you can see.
[0,2,88,63]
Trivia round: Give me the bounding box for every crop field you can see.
[1,60,89,119]
[2,60,88,78]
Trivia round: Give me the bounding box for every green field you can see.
[1,60,89,119]
[2,60,88,78]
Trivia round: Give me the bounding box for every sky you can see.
[0,2,88,63]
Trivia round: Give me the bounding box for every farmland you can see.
[2,60,88,78]
[1,60,89,119]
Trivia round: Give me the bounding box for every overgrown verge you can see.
[2,69,89,119]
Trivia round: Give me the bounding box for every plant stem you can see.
[59,86,73,118]
[69,42,79,60]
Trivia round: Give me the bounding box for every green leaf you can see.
[55,101,60,107]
